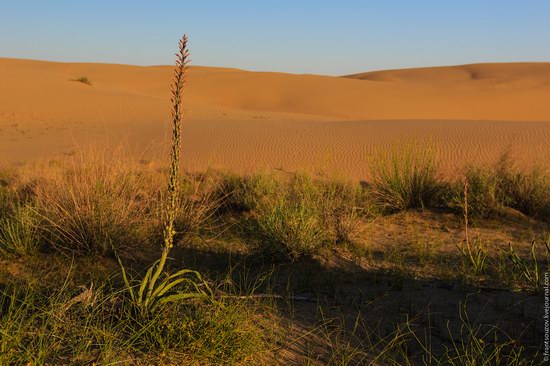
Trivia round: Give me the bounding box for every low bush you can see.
[318,179,370,245]
[26,155,159,255]
[369,143,440,213]
[497,164,550,220]
[216,172,280,213]
[447,166,500,219]
[250,174,371,259]
[253,175,329,259]
[445,153,550,220]
[71,76,92,85]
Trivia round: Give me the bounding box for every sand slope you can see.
[1,58,549,178]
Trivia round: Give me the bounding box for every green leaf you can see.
[117,255,135,303]
[138,264,155,305]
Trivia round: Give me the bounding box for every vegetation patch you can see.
[70,76,92,86]
[370,142,440,213]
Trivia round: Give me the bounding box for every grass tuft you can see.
[456,179,488,275]
[450,166,499,218]
[319,179,370,245]
[253,174,329,259]
[28,154,157,255]
[370,142,440,213]
[0,202,40,256]
[447,152,550,220]
[216,172,280,213]
[501,240,549,292]
[495,153,550,220]
[175,174,223,242]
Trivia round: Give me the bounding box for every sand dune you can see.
[1,58,549,179]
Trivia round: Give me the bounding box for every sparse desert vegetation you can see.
[1,34,549,366]
[71,76,92,85]
[1,142,548,363]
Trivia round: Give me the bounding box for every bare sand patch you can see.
[1,58,549,179]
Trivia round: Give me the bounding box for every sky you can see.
[1,0,549,75]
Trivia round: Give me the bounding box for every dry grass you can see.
[16,151,159,255]
[175,174,224,242]
[319,179,371,245]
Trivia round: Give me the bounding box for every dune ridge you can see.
[1,58,549,179]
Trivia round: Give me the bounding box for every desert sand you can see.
[1,58,549,179]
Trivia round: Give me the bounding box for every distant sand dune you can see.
[1,58,549,179]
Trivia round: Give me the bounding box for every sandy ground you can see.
[1,58,550,179]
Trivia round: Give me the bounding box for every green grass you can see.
[2,275,540,365]
[291,299,537,366]
[446,153,550,220]
[370,142,440,213]
[0,202,40,256]
[253,175,329,259]
[1,159,547,363]
[0,280,268,365]
[216,171,281,213]
[447,166,500,219]
[501,240,549,292]
[496,159,550,220]
[249,174,371,259]
[439,303,535,366]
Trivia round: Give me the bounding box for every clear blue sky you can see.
[1,0,549,75]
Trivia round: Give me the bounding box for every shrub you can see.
[71,76,92,86]
[28,155,158,255]
[497,164,550,220]
[447,152,550,220]
[253,175,329,259]
[448,167,500,219]
[318,179,369,244]
[369,143,440,213]
[250,174,371,257]
[216,172,280,213]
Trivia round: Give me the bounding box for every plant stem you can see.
[146,35,189,304]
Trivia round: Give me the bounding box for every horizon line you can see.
[2,56,549,77]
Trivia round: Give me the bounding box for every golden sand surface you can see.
[1,58,549,179]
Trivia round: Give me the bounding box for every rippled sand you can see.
[1,58,549,179]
